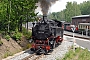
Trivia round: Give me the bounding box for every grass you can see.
[62,47,90,60]
[22,44,32,50]
[0,40,3,46]
[3,49,22,58]
[3,52,13,58]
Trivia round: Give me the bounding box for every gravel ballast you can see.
[39,41,73,60]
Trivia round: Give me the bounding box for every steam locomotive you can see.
[30,16,63,54]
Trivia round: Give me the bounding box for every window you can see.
[82,19,86,21]
[81,25,82,29]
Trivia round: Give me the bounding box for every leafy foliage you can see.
[4,35,10,41]
[65,2,81,22]
[0,0,38,33]
[79,1,90,15]
[22,27,32,40]
[12,32,22,41]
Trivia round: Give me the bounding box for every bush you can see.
[22,27,28,35]
[22,27,32,40]
[5,35,10,41]
[25,31,32,40]
[12,32,22,41]
[26,44,31,49]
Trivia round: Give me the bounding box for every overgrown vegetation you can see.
[0,40,3,46]
[12,32,22,41]
[22,27,32,40]
[3,52,13,58]
[0,0,38,34]
[4,35,10,41]
[0,0,37,59]
[62,47,90,60]
[23,44,32,50]
[2,48,23,58]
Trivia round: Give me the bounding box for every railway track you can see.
[3,37,73,60]
[22,53,45,60]
[64,34,90,40]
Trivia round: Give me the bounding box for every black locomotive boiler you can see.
[30,16,63,54]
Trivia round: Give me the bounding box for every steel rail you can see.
[22,53,44,60]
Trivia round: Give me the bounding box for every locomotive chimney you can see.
[43,15,47,22]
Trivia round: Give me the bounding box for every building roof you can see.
[64,22,70,24]
[79,23,90,26]
[72,15,90,19]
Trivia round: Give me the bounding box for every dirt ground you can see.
[0,36,30,60]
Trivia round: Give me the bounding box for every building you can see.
[72,15,90,26]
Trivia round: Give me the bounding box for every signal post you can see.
[71,26,76,52]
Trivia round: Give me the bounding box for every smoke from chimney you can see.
[37,0,59,15]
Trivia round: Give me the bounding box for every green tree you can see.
[0,0,38,33]
[79,1,90,15]
[73,1,81,16]
[58,10,65,21]
[48,2,81,22]
[64,2,81,22]
[0,1,8,31]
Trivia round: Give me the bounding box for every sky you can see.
[36,0,89,15]
[50,0,89,13]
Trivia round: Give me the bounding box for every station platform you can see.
[64,31,90,40]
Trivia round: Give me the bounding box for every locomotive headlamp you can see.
[40,40,42,43]
[50,41,53,44]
